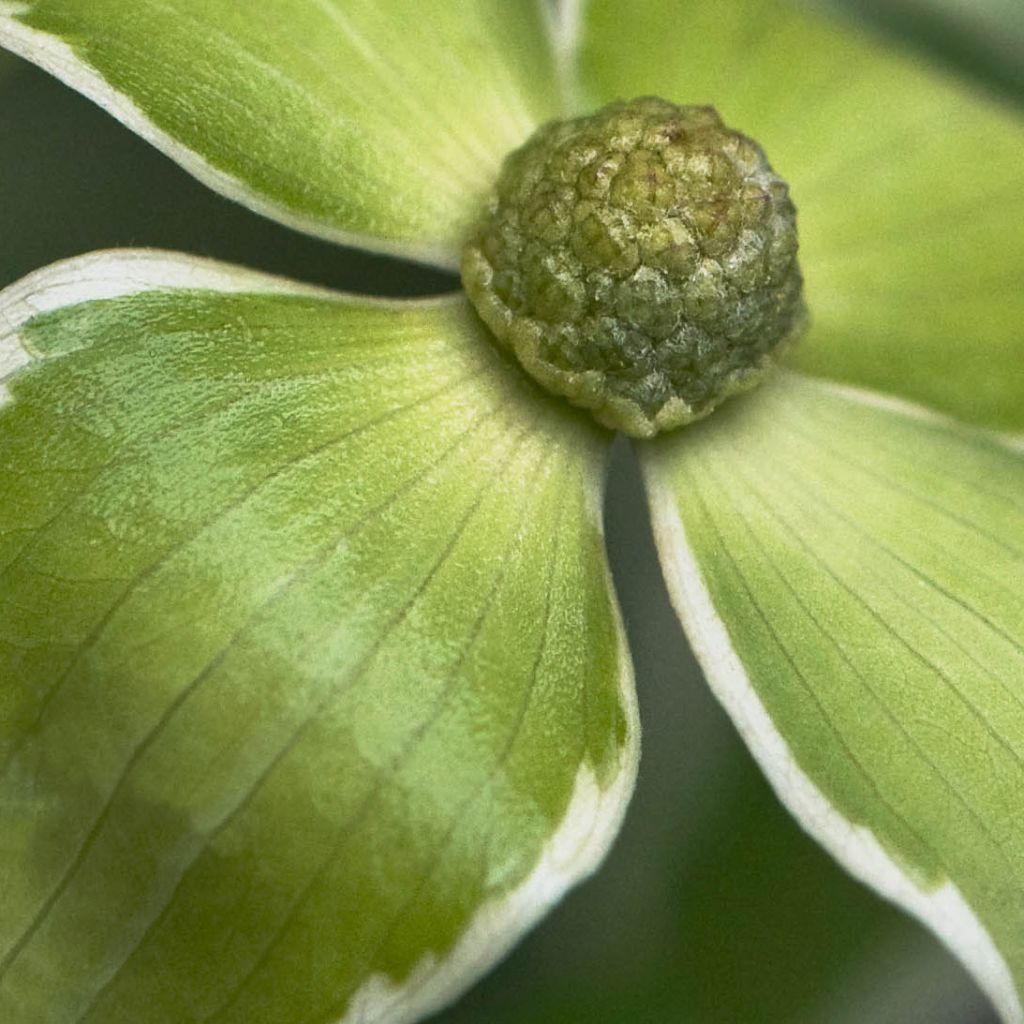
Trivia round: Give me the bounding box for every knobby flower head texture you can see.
[0,2,1022,1024]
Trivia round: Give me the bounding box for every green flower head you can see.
[461,96,806,436]
[0,3,1022,1024]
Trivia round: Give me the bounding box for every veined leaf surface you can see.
[0,251,638,1024]
[643,372,1024,1023]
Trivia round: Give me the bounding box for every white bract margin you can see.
[0,250,341,409]
[0,247,457,367]
[0,248,641,1024]
[643,450,1023,1024]
[0,3,460,271]
[0,249,336,344]
[543,0,584,114]
[343,752,638,1024]
[816,377,1024,460]
[341,472,640,1024]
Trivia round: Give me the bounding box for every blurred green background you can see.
[1,1,1020,1021]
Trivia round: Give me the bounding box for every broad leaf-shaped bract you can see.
[0,252,638,1024]
[643,373,1024,1022]
[0,0,563,268]
[578,0,1024,1018]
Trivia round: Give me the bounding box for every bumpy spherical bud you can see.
[461,97,806,437]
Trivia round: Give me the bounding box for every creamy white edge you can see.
[0,248,464,333]
[0,249,454,405]
[563,0,584,57]
[0,247,641,1024]
[0,250,331,344]
[641,435,1023,1024]
[339,464,640,1024]
[0,250,336,404]
[544,0,584,114]
[0,5,460,271]
[801,373,1024,458]
[341,757,638,1024]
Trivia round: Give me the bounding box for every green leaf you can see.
[0,1,564,268]
[575,0,1024,433]
[641,370,1024,1023]
[0,251,638,1024]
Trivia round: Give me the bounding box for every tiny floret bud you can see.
[461,97,806,437]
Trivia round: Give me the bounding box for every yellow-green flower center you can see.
[461,97,807,437]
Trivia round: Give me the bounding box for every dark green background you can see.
[2,1,1021,1020]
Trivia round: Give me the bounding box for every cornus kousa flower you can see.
[1,1,1023,1022]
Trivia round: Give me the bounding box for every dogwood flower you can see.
[0,2,1022,1024]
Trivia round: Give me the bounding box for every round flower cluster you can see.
[462,97,806,436]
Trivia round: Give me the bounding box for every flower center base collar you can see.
[461,97,806,437]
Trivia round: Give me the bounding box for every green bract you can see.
[461,97,805,437]
[0,2,1022,1024]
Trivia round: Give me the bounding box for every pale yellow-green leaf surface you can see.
[0,251,638,1024]
[0,0,564,267]
[643,371,1024,1023]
